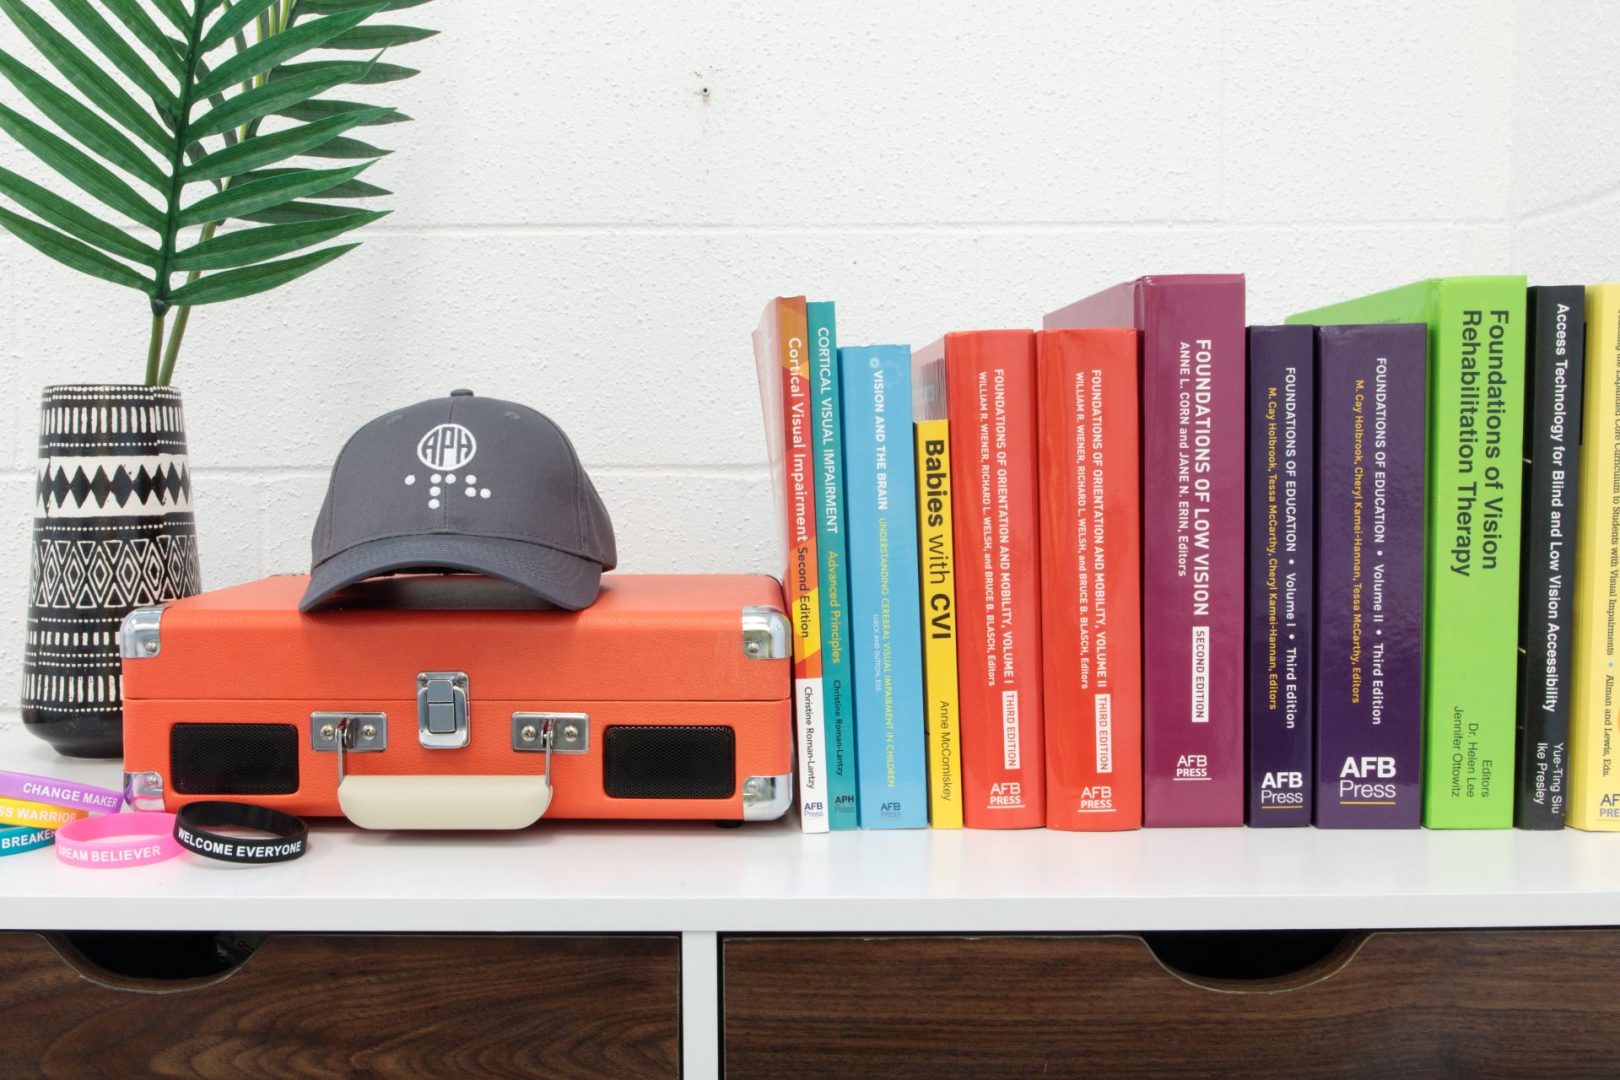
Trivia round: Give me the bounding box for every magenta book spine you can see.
[1141,277,1247,825]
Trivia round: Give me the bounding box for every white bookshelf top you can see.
[2,726,1617,933]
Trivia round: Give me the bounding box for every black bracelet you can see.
[174,802,309,864]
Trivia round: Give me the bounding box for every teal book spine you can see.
[840,344,929,828]
[809,302,859,829]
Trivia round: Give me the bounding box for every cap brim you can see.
[299,534,602,612]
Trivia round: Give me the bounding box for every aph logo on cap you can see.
[418,423,477,471]
[406,423,491,509]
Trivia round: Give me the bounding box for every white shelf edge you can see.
[5,727,1620,934]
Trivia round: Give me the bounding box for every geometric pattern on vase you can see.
[35,455,194,517]
[38,385,190,440]
[30,529,201,609]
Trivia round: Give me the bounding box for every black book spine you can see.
[1516,285,1586,828]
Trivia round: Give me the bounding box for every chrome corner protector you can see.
[123,770,165,812]
[741,773,793,821]
[118,606,165,660]
[741,606,791,660]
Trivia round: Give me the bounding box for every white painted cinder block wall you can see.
[0,1,1610,733]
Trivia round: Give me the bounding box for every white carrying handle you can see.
[337,773,552,830]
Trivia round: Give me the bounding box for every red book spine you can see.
[1037,329,1142,830]
[943,330,1045,828]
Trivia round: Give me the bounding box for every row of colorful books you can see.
[753,277,1620,833]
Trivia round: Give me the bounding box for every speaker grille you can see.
[602,725,735,800]
[171,723,299,795]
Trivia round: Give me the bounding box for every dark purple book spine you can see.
[1313,324,1427,828]
[1246,326,1314,825]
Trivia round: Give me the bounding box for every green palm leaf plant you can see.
[0,0,436,385]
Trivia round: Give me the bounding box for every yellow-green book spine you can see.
[1569,284,1620,830]
[915,419,963,828]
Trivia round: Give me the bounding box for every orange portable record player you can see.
[119,573,794,828]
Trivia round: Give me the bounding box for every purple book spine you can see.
[1246,326,1314,826]
[1313,323,1427,828]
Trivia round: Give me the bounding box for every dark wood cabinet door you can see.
[0,932,678,1080]
[724,931,1620,1079]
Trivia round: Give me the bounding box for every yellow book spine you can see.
[915,420,963,828]
[1570,284,1620,830]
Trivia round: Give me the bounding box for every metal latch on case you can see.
[417,671,469,748]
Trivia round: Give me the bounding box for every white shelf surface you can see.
[3,727,1619,933]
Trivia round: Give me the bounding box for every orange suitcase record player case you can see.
[120,573,794,829]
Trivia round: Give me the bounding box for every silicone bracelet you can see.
[0,770,123,814]
[0,796,88,830]
[0,825,54,857]
[55,812,182,868]
[174,802,309,864]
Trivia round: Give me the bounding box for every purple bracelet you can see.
[0,771,123,815]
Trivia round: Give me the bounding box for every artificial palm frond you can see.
[0,0,436,384]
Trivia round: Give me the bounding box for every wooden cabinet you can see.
[0,932,679,1080]
[7,927,1620,1077]
[724,930,1620,1079]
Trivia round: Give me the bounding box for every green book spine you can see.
[1290,276,1528,828]
[809,301,860,829]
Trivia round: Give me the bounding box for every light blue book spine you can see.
[809,303,860,830]
[839,344,929,828]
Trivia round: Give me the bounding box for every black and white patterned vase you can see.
[23,385,202,758]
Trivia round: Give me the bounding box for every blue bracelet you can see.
[0,825,54,856]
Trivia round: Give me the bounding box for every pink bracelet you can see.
[55,812,182,868]
[0,770,123,814]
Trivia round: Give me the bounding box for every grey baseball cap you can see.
[300,390,616,612]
